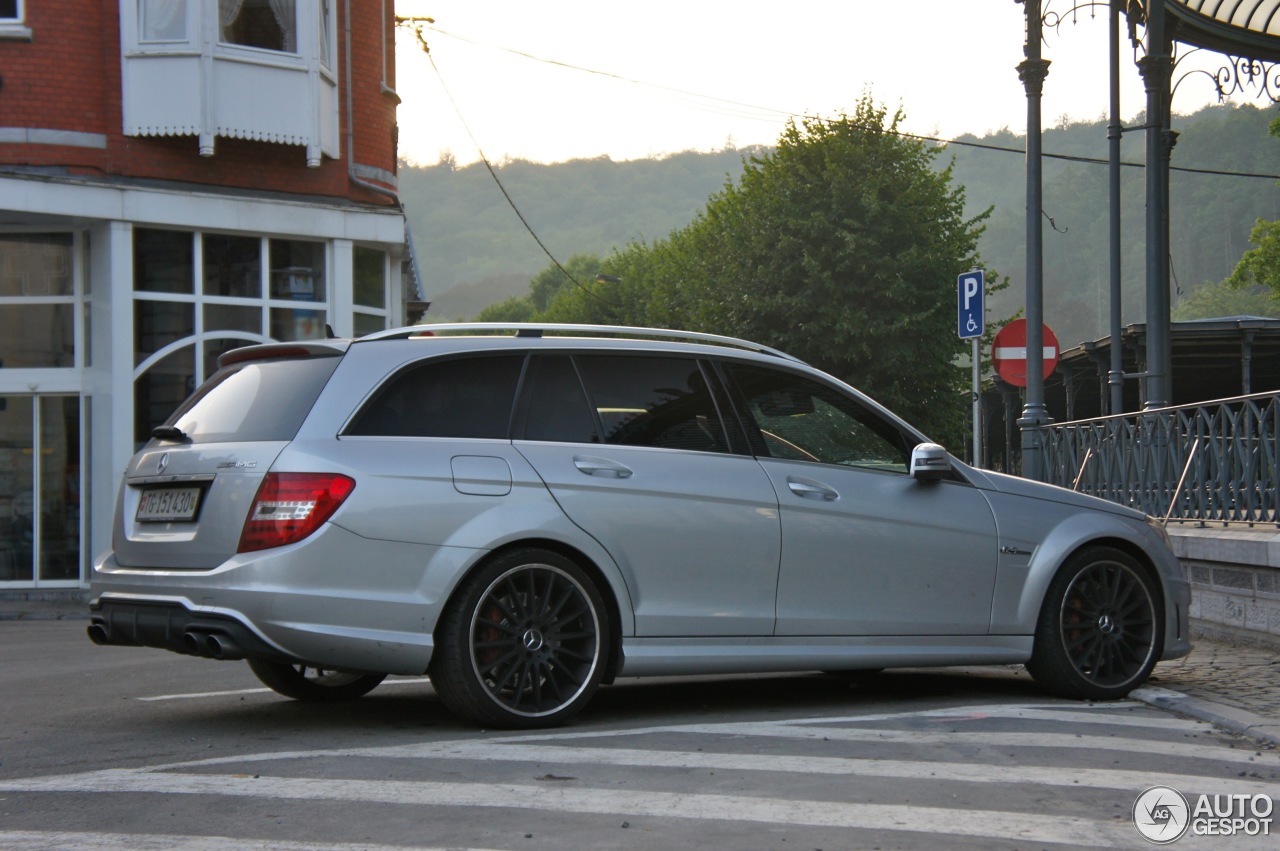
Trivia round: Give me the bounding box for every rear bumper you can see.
[88,525,477,675]
[88,597,284,663]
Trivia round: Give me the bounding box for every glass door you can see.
[0,395,82,585]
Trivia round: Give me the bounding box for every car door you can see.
[721,362,999,636]
[513,353,782,637]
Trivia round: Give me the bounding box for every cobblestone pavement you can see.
[1150,639,1280,718]
[4,593,1278,746]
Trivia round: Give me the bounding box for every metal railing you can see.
[1041,391,1280,525]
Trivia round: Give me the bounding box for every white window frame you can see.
[0,0,32,40]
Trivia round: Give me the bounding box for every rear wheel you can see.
[1026,547,1163,700]
[247,659,386,702]
[430,548,610,729]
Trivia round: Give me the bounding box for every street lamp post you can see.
[1018,0,1052,480]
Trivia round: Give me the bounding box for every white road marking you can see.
[4,701,1264,849]
[0,769,1133,847]
[0,832,480,851]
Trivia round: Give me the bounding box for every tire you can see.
[430,548,610,729]
[1026,546,1164,700]
[247,659,386,702]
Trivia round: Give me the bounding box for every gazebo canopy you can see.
[1167,0,1280,61]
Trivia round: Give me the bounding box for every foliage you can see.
[526,98,995,447]
[1172,278,1278,321]
[400,103,1280,351]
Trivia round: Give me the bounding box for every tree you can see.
[475,254,604,322]
[1225,113,1280,297]
[523,97,995,445]
[659,98,994,446]
[1172,279,1278,320]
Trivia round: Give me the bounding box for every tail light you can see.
[238,473,355,553]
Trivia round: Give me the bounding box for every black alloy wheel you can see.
[430,548,609,729]
[1027,546,1164,700]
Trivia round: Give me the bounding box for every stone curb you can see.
[1131,686,1280,749]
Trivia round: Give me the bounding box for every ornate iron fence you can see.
[1041,391,1280,526]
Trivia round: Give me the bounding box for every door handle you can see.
[787,477,838,501]
[573,456,634,479]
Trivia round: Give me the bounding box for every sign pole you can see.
[972,337,982,469]
[957,268,985,468]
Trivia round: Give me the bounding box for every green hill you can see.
[400,103,1280,345]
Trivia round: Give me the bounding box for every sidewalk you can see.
[3,591,1277,747]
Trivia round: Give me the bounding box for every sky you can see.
[391,1,1255,168]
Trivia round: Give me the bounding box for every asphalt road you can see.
[1,621,1277,850]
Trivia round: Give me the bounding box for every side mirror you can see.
[910,443,950,483]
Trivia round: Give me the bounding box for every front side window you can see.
[725,364,911,473]
[574,355,729,453]
[219,0,296,52]
[346,356,524,439]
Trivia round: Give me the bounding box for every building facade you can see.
[0,0,414,589]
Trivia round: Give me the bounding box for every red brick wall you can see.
[0,0,399,206]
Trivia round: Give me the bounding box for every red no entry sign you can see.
[992,319,1059,387]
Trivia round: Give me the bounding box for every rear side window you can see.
[574,355,730,453]
[522,355,600,444]
[167,355,341,444]
[346,355,524,438]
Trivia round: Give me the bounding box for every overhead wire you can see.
[419,23,1280,183]
[406,21,1280,305]
[409,26,615,308]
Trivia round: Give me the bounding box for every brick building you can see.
[0,0,417,589]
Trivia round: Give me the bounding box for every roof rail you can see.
[359,323,804,362]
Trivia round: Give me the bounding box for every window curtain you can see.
[267,0,296,52]
[141,0,186,40]
[217,0,245,39]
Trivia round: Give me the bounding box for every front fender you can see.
[986,492,1179,635]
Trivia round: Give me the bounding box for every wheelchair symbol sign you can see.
[957,270,984,340]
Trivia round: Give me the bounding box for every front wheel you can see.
[248,659,386,702]
[430,548,610,729]
[1026,546,1163,700]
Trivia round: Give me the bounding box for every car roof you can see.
[356,323,808,364]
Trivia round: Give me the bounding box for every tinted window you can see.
[346,355,523,439]
[575,356,728,453]
[725,364,911,472]
[522,355,599,443]
[167,354,340,443]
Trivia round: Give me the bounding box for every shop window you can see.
[2,234,72,297]
[353,247,385,309]
[0,234,76,369]
[270,239,325,303]
[135,229,193,295]
[134,346,195,448]
[220,0,296,53]
[203,234,261,298]
[134,301,195,367]
[353,246,387,335]
[0,396,81,584]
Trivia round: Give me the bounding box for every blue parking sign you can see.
[957,270,984,339]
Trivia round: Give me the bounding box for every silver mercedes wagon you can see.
[89,324,1191,728]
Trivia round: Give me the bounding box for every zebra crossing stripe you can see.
[0,769,1133,847]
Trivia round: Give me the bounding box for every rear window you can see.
[164,355,341,444]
